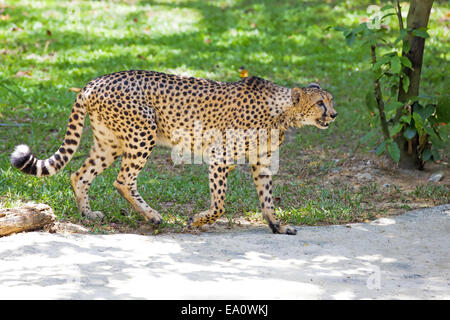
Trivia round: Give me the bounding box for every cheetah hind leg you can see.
[70,142,117,219]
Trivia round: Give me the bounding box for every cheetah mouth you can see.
[315,118,330,129]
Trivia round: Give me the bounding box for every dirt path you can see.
[0,205,448,299]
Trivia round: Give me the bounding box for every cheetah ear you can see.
[291,87,303,105]
[307,82,321,89]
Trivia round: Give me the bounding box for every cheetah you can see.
[11,70,337,235]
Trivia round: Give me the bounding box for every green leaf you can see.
[431,149,440,161]
[390,56,401,74]
[389,123,402,137]
[412,29,430,39]
[372,55,390,71]
[421,149,432,162]
[380,4,393,11]
[413,112,424,133]
[417,104,435,120]
[352,23,367,35]
[360,129,378,144]
[334,26,348,32]
[429,134,445,148]
[345,32,356,46]
[403,126,416,139]
[394,29,408,45]
[424,126,436,137]
[411,101,422,113]
[403,40,411,54]
[431,124,443,140]
[400,56,412,69]
[375,141,386,156]
[390,84,398,97]
[387,141,400,162]
[372,68,384,80]
[402,75,410,93]
[400,114,411,124]
[385,101,403,112]
[382,52,398,58]
[436,96,450,123]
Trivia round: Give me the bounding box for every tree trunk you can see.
[396,0,434,169]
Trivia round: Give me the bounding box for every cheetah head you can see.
[290,83,337,129]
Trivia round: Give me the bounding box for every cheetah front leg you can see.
[187,162,229,229]
[251,164,297,235]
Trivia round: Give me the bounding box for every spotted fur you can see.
[11,70,336,234]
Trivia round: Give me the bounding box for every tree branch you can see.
[370,45,390,141]
[395,0,404,31]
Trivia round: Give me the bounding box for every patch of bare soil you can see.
[325,151,449,215]
[333,155,449,192]
[69,215,266,237]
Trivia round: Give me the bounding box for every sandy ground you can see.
[0,205,449,300]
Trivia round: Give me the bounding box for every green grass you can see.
[410,184,450,204]
[0,0,449,232]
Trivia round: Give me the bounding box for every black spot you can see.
[65,139,77,145]
[41,165,49,176]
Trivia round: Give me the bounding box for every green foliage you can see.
[436,96,450,124]
[387,140,400,162]
[336,1,446,165]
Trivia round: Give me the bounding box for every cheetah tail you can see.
[10,93,87,177]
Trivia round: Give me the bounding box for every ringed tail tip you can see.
[11,144,32,170]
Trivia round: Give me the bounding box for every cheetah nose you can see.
[330,112,338,119]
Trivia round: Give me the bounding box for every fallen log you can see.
[0,203,56,237]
